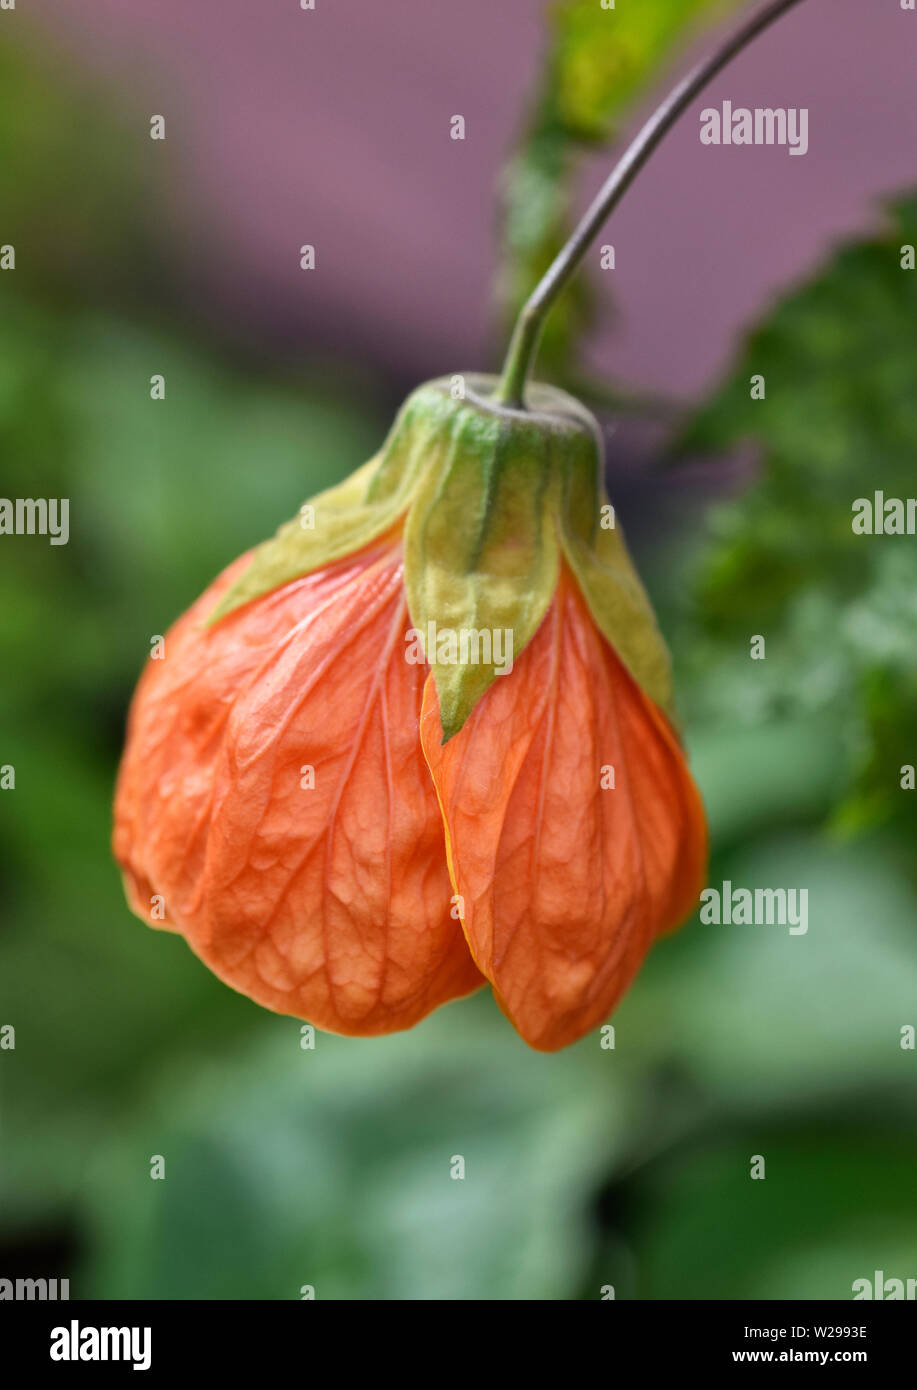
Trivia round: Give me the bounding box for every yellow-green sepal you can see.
[207,384,456,623]
[404,387,550,740]
[558,432,677,728]
[403,376,601,740]
[206,366,678,743]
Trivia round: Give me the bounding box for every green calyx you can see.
[209,373,676,740]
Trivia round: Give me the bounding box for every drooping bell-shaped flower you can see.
[111,0,824,1046]
[114,375,706,1049]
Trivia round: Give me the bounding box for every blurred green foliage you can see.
[1,24,916,1301]
[498,0,740,385]
[675,196,917,846]
[0,40,161,311]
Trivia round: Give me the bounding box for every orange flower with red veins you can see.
[114,376,706,1049]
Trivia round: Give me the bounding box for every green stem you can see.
[494,0,810,409]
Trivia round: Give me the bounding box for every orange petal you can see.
[114,538,483,1035]
[420,568,707,1051]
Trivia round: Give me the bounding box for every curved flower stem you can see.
[494,0,810,409]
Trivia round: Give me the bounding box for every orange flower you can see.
[114,536,484,1038]
[113,376,706,1050]
[421,568,706,1051]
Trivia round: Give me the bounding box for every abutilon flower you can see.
[111,0,823,1049]
[114,376,706,1050]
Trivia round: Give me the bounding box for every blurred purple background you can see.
[28,0,917,397]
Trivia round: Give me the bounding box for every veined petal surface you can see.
[420,570,706,1051]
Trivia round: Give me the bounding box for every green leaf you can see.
[81,1012,624,1300]
[635,834,917,1108]
[619,1136,917,1299]
[674,193,917,844]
